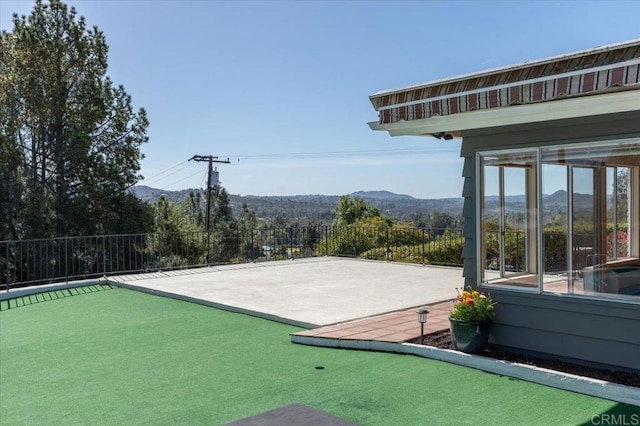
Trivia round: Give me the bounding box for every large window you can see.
[478,139,640,300]
[479,151,539,289]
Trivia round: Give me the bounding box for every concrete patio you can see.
[110,256,464,328]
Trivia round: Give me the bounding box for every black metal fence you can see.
[0,226,464,290]
[484,229,601,274]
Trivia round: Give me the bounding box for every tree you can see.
[209,185,240,263]
[0,134,23,240]
[152,196,205,266]
[0,0,149,238]
[182,191,205,228]
[236,201,261,260]
[333,195,383,226]
[614,168,629,223]
[429,211,459,234]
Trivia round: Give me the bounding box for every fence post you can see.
[324,226,328,255]
[516,232,519,271]
[250,229,254,262]
[422,228,426,265]
[102,235,106,275]
[4,241,9,292]
[386,227,390,261]
[64,237,69,285]
[289,227,294,260]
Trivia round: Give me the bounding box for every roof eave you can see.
[369,38,640,100]
[368,90,640,137]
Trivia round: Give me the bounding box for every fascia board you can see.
[371,90,640,137]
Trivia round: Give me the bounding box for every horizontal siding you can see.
[461,157,473,178]
[462,260,475,287]
[461,149,475,284]
[462,239,474,257]
[462,197,475,217]
[461,177,475,197]
[494,298,639,343]
[491,323,640,372]
[489,284,640,372]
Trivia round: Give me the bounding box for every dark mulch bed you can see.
[409,330,640,389]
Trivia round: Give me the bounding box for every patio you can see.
[108,257,464,328]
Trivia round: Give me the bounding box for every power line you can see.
[142,162,195,187]
[140,159,190,183]
[220,146,459,161]
[136,146,460,189]
[162,168,209,190]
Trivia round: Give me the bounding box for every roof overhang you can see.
[368,89,640,137]
[370,39,640,100]
[368,39,640,139]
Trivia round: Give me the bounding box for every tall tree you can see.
[333,195,382,226]
[0,0,149,238]
[209,185,240,263]
[0,134,23,240]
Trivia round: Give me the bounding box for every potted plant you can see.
[449,287,496,353]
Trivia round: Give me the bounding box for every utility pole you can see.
[189,155,230,265]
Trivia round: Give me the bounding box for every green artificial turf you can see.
[0,287,637,425]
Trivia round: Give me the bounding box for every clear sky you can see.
[2,1,639,199]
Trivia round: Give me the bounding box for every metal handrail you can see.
[1,226,464,290]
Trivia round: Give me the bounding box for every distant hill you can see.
[131,185,159,199]
[131,185,598,223]
[131,185,463,222]
[543,189,593,208]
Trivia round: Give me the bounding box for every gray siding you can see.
[459,111,640,372]
[490,290,640,372]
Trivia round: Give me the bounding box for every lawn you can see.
[0,286,637,425]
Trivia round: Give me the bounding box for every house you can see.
[368,39,640,373]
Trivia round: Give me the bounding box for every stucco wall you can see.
[459,110,640,372]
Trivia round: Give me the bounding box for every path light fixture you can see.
[417,309,429,345]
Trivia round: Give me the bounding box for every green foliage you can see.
[429,211,460,230]
[0,134,23,240]
[151,196,206,265]
[317,218,460,263]
[424,233,465,266]
[450,287,496,323]
[318,197,401,257]
[333,195,385,226]
[359,233,464,266]
[316,225,374,257]
[0,0,150,238]
[208,186,241,264]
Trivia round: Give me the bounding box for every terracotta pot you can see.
[449,318,491,354]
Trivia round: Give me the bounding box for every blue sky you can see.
[2,1,639,199]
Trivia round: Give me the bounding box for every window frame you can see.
[476,137,640,302]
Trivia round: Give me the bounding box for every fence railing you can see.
[483,229,610,274]
[1,226,464,290]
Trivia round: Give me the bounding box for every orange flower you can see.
[466,298,474,305]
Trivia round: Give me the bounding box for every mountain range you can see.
[131,186,462,221]
[131,186,591,223]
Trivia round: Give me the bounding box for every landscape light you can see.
[417,309,429,345]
